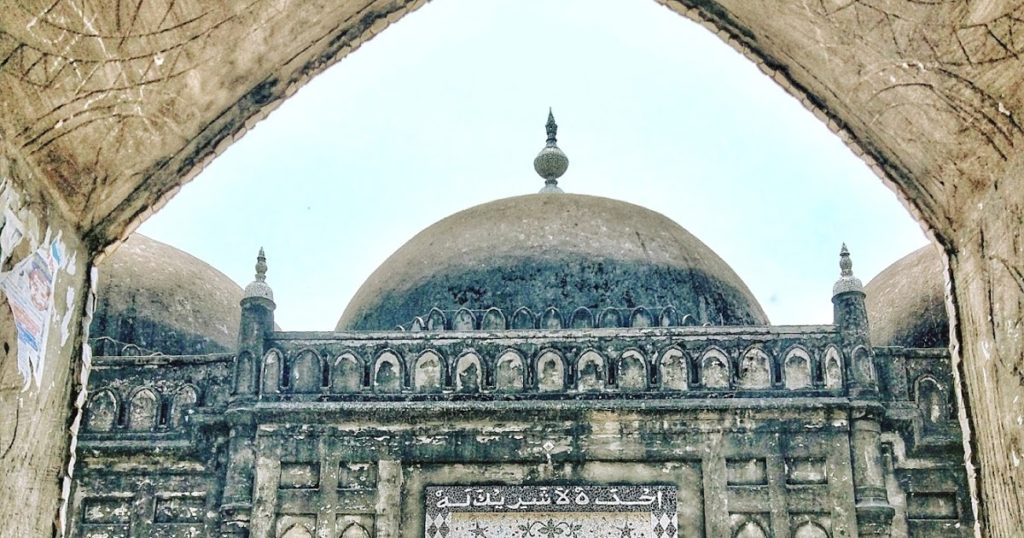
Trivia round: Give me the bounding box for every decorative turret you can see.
[234,248,276,397]
[534,109,569,193]
[832,243,869,341]
[832,244,894,537]
[223,248,275,536]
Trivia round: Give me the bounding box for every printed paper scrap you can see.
[1,237,65,388]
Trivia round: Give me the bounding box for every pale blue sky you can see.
[139,0,928,330]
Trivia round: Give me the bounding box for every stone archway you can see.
[1,1,1023,536]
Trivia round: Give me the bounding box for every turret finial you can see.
[244,247,274,301]
[839,243,853,277]
[255,247,267,282]
[534,108,569,193]
[832,242,863,295]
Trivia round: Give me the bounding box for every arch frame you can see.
[533,348,569,392]
[12,0,1024,533]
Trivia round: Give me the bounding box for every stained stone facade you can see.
[69,130,971,537]
[69,234,973,537]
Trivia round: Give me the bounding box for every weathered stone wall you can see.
[258,409,857,538]
[73,354,232,538]
[0,145,93,537]
[70,327,976,537]
[876,347,974,536]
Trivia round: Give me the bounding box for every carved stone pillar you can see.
[220,421,257,538]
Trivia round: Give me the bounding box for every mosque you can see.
[70,114,971,538]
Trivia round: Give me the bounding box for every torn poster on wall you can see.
[0,236,65,388]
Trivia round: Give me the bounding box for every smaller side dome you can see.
[865,245,948,348]
[90,234,243,356]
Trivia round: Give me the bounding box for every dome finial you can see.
[839,243,853,277]
[534,108,569,193]
[833,242,863,296]
[244,247,274,301]
[546,107,558,144]
[255,247,267,282]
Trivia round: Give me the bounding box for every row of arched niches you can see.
[83,383,201,433]
[80,345,960,434]
[398,305,712,331]
[236,338,853,398]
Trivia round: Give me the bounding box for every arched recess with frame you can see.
[331,351,365,393]
[700,347,731,389]
[783,346,813,390]
[738,345,771,389]
[535,349,567,392]
[822,345,843,390]
[84,389,119,432]
[262,349,284,395]
[915,374,952,427]
[454,351,483,393]
[618,349,649,391]
[494,350,526,392]
[171,385,200,428]
[127,387,159,431]
[658,346,688,391]
[372,350,405,393]
[290,348,323,393]
[575,349,606,392]
[413,350,444,393]
[851,345,876,385]
[12,0,1024,533]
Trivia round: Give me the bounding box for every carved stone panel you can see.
[424,485,678,538]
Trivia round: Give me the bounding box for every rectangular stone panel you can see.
[907,492,959,520]
[153,496,205,523]
[339,461,377,490]
[81,497,131,524]
[726,459,767,486]
[785,459,827,485]
[280,462,321,489]
[424,485,677,537]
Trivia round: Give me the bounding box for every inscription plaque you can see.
[424,485,678,537]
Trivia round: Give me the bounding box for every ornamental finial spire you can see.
[832,242,863,296]
[839,243,853,277]
[545,107,558,144]
[255,247,267,282]
[534,108,569,193]
[244,247,274,301]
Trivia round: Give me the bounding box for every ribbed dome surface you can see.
[338,193,768,330]
[865,245,948,348]
[90,234,243,355]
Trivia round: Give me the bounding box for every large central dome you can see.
[337,193,767,330]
